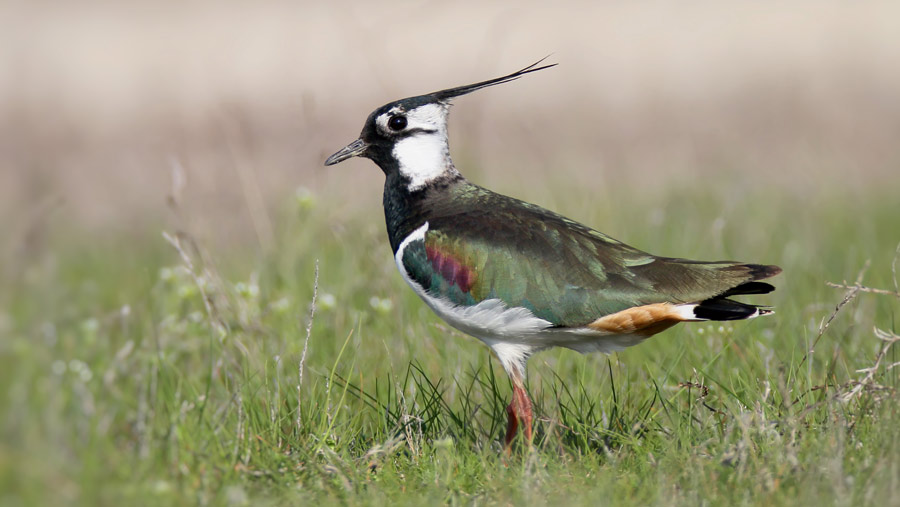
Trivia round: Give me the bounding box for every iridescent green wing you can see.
[400,194,777,328]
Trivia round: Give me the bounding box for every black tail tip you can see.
[721,281,776,297]
[694,298,766,321]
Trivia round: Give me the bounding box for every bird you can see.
[324,59,781,450]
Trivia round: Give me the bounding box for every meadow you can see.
[2,2,900,505]
[4,174,900,505]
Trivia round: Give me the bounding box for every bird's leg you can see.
[503,380,534,450]
[514,382,533,443]
[504,401,519,449]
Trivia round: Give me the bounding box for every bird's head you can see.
[325,58,556,191]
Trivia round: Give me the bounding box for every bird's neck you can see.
[382,168,467,253]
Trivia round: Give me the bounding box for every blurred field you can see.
[2,1,900,505]
[2,1,900,237]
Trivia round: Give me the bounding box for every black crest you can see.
[431,57,557,102]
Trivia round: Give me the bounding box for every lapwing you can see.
[325,59,781,450]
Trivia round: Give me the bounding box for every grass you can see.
[2,180,899,506]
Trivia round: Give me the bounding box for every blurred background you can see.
[2,0,899,251]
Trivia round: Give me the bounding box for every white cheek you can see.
[393,134,452,191]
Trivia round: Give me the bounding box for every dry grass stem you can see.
[841,327,900,402]
[162,231,227,338]
[799,262,870,368]
[297,259,319,429]
[825,282,900,298]
[893,241,900,296]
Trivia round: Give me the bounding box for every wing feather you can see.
[399,185,780,328]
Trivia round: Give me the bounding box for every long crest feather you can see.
[431,57,557,102]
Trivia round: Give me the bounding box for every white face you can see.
[376,103,457,191]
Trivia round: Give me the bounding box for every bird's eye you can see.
[388,115,408,131]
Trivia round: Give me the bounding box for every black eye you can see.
[388,115,408,131]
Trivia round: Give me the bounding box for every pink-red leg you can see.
[504,382,534,451]
[504,401,518,449]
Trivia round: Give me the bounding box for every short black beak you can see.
[324,138,368,166]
